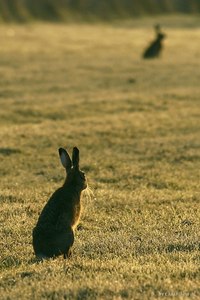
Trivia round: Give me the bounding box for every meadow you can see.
[0,0,200,22]
[0,15,200,299]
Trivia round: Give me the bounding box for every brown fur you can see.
[32,147,87,259]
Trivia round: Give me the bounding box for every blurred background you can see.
[0,0,200,22]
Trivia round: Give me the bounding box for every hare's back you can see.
[35,187,64,228]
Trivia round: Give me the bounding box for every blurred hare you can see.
[143,24,166,59]
[32,147,87,259]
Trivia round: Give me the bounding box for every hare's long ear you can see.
[59,148,72,171]
[72,147,79,169]
[155,24,161,33]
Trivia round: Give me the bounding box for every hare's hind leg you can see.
[33,228,74,259]
[54,229,74,259]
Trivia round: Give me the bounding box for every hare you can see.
[143,24,166,59]
[32,147,87,259]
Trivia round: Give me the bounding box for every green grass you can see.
[0,16,200,299]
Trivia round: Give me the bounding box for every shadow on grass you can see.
[0,256,21,270]
[0,194,20,203]
[133,241,200,257]
[166,243,200,253]
[0,148,21,156]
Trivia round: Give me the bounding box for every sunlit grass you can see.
[0,16,200,299]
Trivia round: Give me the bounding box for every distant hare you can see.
[32,147,87,259]
[143,24,166,59]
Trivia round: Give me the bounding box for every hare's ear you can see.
[72,147,79,169]
[58,148,72,171]
[155,24,161,33]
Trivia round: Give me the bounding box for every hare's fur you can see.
[32,147,87,259]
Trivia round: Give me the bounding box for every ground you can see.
[0,16,200,299]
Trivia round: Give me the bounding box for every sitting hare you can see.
[143,24,166,59]
[32,147,87,259]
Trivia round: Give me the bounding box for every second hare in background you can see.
[143,24,166,59]
[32,147,87,259]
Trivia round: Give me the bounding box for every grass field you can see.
[0,16,200,299]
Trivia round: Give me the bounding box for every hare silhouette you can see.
[143,24,166,59]
[32,147,87,259]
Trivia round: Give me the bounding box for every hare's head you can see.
[158,32,166,41]
[59,147,87,191]
[155,24,166,41]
